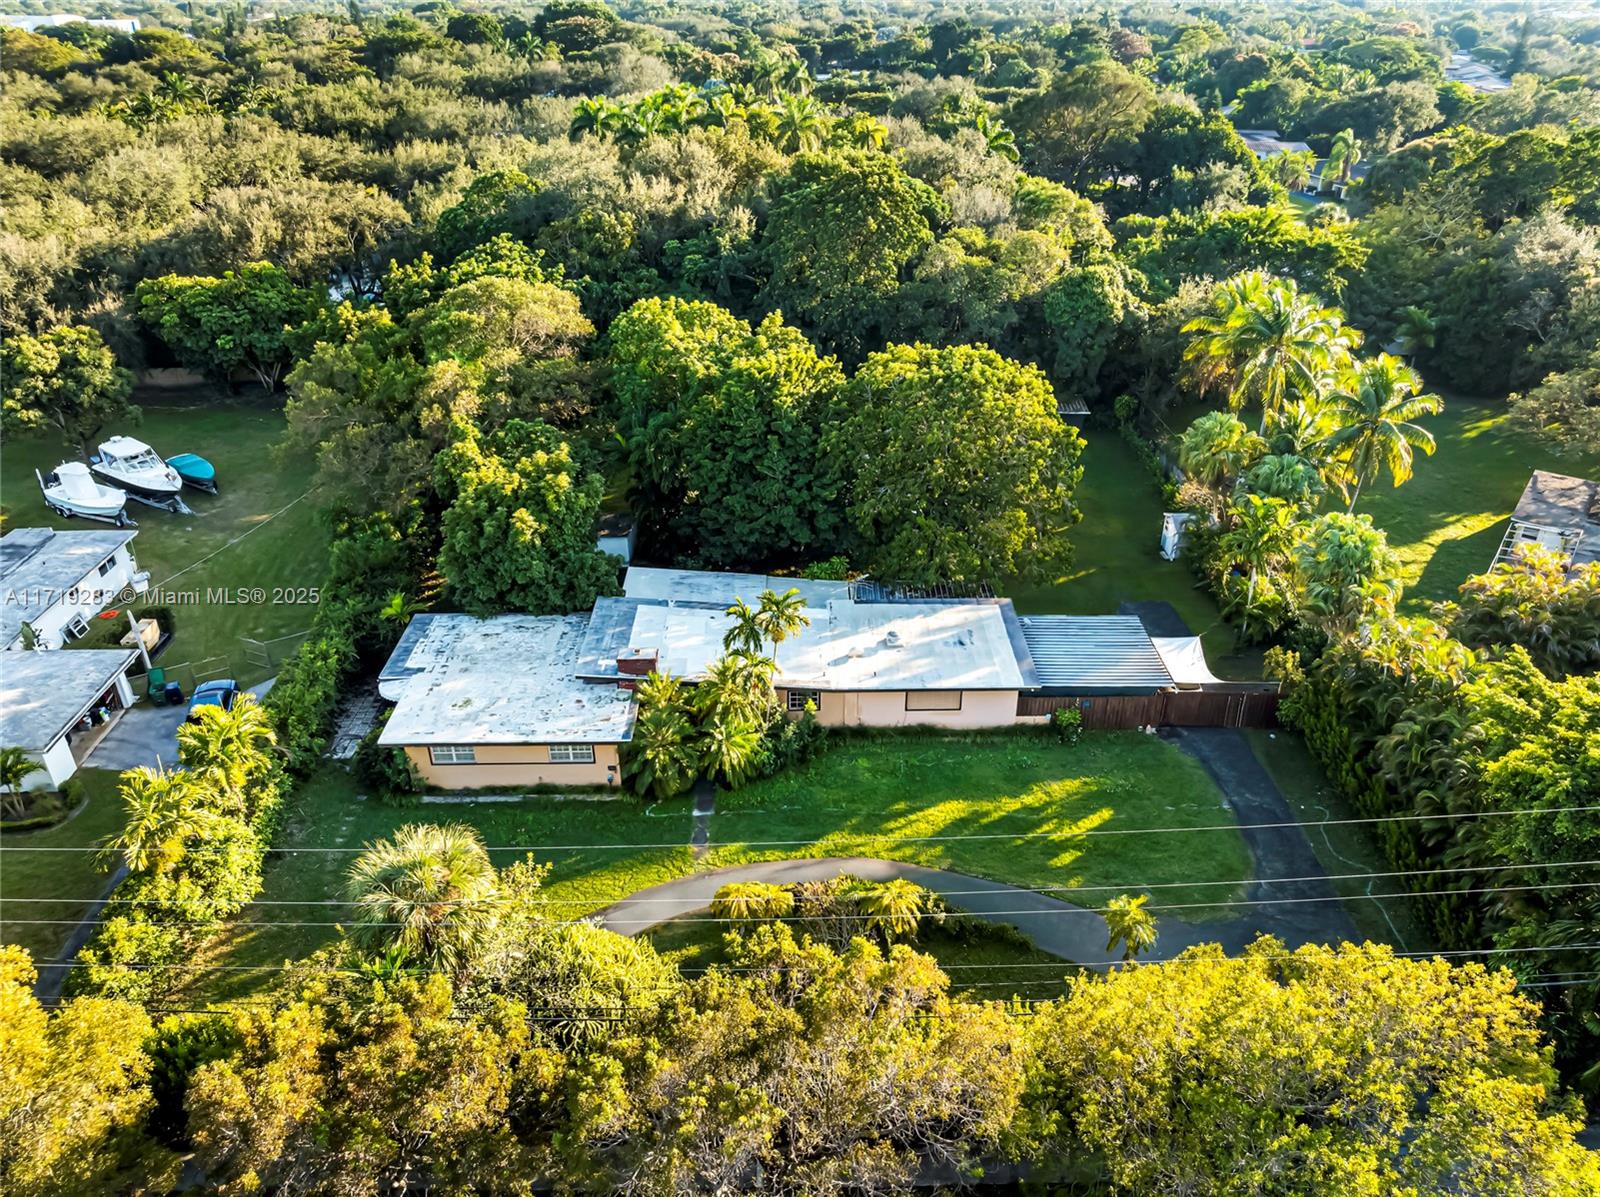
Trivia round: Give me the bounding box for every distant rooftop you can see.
[1511,470,1600,567]
[0,527,137,647]
[1018,615,1174,695]
[378,614,637,746]
[623,566,851,610]
[0,648,137,750]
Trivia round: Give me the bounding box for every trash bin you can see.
[146,667,167,704]
[164,681,184,705]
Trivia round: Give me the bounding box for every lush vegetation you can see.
[4,0,1600,1189]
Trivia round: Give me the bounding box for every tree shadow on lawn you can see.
[707,733,1250,915]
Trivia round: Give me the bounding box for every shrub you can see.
[710,882,795,922]
[1051,706,1083,745]
[353,719,423,803]
[752,707,828,778]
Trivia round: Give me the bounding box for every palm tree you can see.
[757,587,811,656]
[828,112,887,151]
[1183,272,1358,433]
[1393,306,1436,357]
[711,881,794,921]
[1243,453,1325,508]
[696,714,762,788]
[856,879,929,940]
[776,93,827,153]
[1220,494,1299,608]
[700,91,746,129]
[973,112,1019,162]
[617,104,670,147]
[722,597,766,656]
[779,56,812,94]
[102,767,215,875]
[175,696,277,817]
[1178,411,1266,489]
[0,748,45,819]
[623,702,700,799]
[695,652,776,726]
[1327,127,1363,188]
[345,823,500,974]
[569,96,623,141]
[1318,354,1443,512]
[1102,893,1158,962]
[750,51,784,99]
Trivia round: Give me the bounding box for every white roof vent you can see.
[884,629,903,648]
[847,646,866,659]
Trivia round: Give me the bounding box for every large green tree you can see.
[136,262,321,391]
[0,324,136,458]
[1008,60,1157,191]
[435,419,619,616]
[826,343,1084,587]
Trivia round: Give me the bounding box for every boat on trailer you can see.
[90,436,191,513]
[37,462,136,526]
[166,452,218,494]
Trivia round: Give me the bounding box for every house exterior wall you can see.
[28,739,77,790]
[402,742,624,790]
[13,544,143,650]
[780,688,1021,730]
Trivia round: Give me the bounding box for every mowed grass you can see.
[1350,395,1600,609]
[1006,431,1255,675]
[0,389,329,686]
[708,731,1251,918]
[648,914,1079,1003]
[1,769,124,963]
[182,768,697,1003]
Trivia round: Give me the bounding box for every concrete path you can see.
[597,727,1359,968]
[87,678,274,774]
[689,779,715,858]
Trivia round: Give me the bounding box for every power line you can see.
[8,856,1595,908]
[8,803,1597,853]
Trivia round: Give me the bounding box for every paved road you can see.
[597,726,1358,968]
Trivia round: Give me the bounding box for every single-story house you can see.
[1493,470,1600,570]
[1447,52,1511,94]
[1,527,148,651]
[1305,158,1369,199]
[1234,129,1313,160]
[0,649,138,789]
[375,568,1235,790]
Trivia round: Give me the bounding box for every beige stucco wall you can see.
[403,742,624,790]
[781,688,1021,729]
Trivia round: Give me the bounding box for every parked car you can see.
[186,679,240,722]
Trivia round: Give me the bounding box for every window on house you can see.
[905,690,962,711]
[549,744,595,764]
[64,614,91,640]
[429,745,477,765]
[786,689,821,712]
[97,557,116,577]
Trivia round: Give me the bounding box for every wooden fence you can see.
[1017,686,1280,730]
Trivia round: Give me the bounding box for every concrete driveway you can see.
[86,678,274,773]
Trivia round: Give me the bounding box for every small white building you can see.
[0,649,138,790]
[0,13,140,33]
[0,527,147,651]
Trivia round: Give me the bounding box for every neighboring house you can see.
[1234,129,1313,160]
[1493,470,1600,570]
[376,567,1208,790]
[0,528,148,651]
[1446,52,1511,93]
[0,13,140,32]
[1305,158,1370,199]
[0,649,138,790]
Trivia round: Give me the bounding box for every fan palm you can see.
[1318,354,1443,512]
[1183,271,1357,432]
[1102,893,1158,962]
[102,767,217,875]
[176,697,277,817]
[856,879,929,940]
[345,823,500,973]
[1242,453,1324,508]
[0,747,45,819]
[776,93,827,152]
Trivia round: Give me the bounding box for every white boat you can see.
[37,463,135,526]
[90,435,190,513]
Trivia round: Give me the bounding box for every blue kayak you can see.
[166,453,218,494]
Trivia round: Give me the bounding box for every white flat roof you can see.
[623,566,851,609]
[378,614,636,746]
[629,599,1025,691]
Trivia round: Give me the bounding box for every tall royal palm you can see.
[1327,127,1363,188]
[1319,354,1443,512]
[345,823,500,974]
[1183,271,1357,434]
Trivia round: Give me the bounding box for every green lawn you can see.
[183,769,697,1003]
[1350,395,1600,609]
[709,731,1251,918]
[1,769,124,964]
[1008,431,1258,676]
[0,388,329,686]
[1246,729,1433,952]
[647,913,1078,1003]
